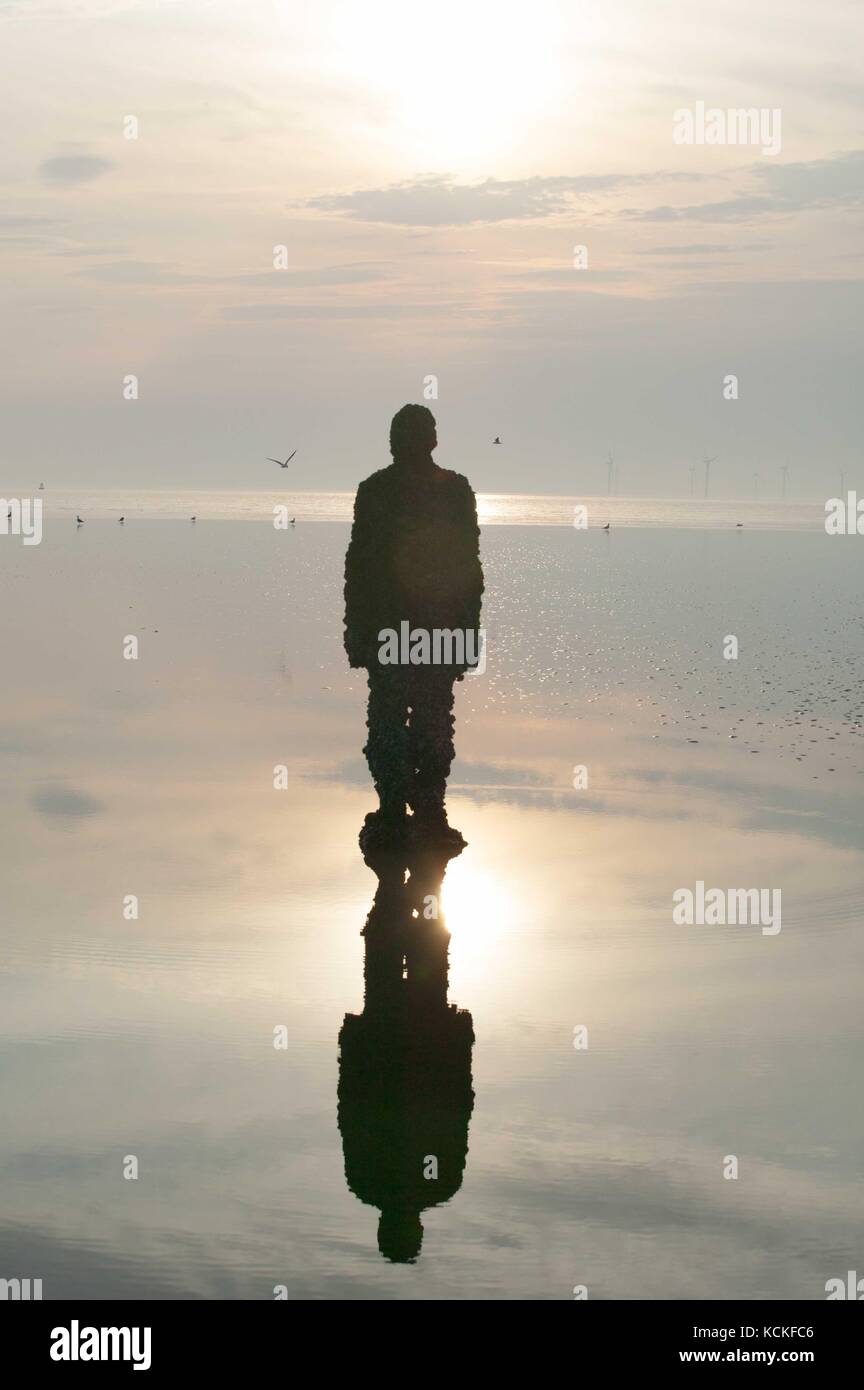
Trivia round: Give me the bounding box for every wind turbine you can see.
[703,454,719,499]
[689,462,697,496]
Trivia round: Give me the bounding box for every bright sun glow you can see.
[334,0,567,167]
[439,855,516,968]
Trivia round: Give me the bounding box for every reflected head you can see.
[378,1207,424,1262]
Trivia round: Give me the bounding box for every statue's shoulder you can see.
[435,464,474,492]
[357,464,398,496]
[436,465,477,509]
[353,467,398,518]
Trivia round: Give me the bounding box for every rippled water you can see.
[1,514,862,1299]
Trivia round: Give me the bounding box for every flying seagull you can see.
[268,451,297,469]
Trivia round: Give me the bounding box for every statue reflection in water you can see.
[338,839,474,1263]
[338,405,483,1261]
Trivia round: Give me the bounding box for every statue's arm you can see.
[458,480,484,632]
[343,480,378,668]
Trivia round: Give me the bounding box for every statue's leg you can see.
[363,668,412,820]
[408,672,456,826]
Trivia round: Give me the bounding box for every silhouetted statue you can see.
[344,405,483,845]
[337,836,474,1262]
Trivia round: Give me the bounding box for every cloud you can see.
[76,260,391,286]
[758,149,864,204]
[628,150,864,223]
[636,243,767,255]
[502,266,632,285]
[75,260,199,284]
[39,155,114,184]
[230,262,391,287]
[31,784,104,818]
[221,301,458,320]
[306,171,700,227]
[51,245,126,257]
[630,196,776,223]
[0,215,61,228]
[0,214,64,246]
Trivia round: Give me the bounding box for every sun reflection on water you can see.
[439,854,515,968]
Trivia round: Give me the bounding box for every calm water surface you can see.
[0,508,862,1298]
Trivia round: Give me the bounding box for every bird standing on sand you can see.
[119,516,125,523]
[493,437,501,445]
[76,515,84,524]
[290,517,296,525]
[268,451,297,469]
[602,521,610,530]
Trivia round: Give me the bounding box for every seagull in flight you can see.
[268,450,297,469]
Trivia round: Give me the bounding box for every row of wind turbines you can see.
[604,450,793,499]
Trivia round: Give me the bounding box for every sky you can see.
[2,0,863,497]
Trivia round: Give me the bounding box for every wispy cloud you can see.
[628,150,864,222]
[636,242,768,255]
[73,259,391,286]
[0,213,63,246]
[39,154,114,184]
[31,784,104,818]
[221,301,459,321]
[306,171,701,226]
[0,214,61,227]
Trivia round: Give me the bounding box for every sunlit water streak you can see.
[15,488,827,529]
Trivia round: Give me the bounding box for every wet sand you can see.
[0,515,861,1298]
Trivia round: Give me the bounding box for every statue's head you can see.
[390,404,437,466]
